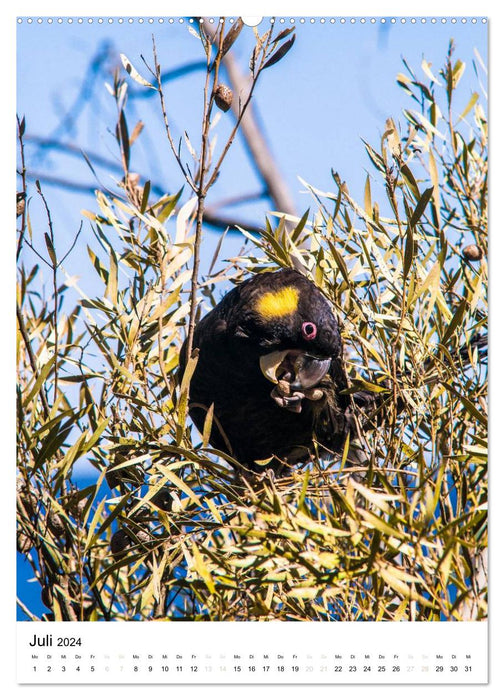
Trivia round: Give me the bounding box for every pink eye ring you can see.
[302,322,317,340]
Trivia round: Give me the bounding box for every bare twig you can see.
[36,181,60,403]
[204,21,297,216]
[153,39,197,194]
[184,21,227,361]
[16,116,28,259]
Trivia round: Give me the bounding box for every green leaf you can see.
[44,233,57,267]
[140,180,151,214]
[117,110,130,170]
[23,355,56,409]
[400,164,421,201]
[362,139,386,173]
[202,402,215,448]
[409,186,434,229]
[440,299,467,346]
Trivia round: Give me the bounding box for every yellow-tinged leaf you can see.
[339,431,351,472]
[364,174,372,220]
[177,349,199,437]
[158,465,202,506]
[294,512,350,538]
[393,598,411,621]
[23,355,56,408]
[397,72,412,85]
[380,565,418,598]
[204,497,223,524]
[416,260,441,297]
[452,59,466,89]
[351,479,403,511]
[175,196,198,244]
[421,59,441,85]
[191,543,216,594]
[385,117,401,158]
[439,547,454,585]
[428,148,441,221]
[202,402,214,448]
[408,109,445,139]
[120,53,154,88]
[286,587,319,600]
[357,508,405,539]
[458,92,479,122]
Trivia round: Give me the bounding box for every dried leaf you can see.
[221,18,244,57]
[120,53,154,88]
[263,35,296,70]
[129,120,144,146]
[44,233,57,267]
[271,26,296,43]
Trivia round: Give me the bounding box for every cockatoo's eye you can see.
[301,322,317,341]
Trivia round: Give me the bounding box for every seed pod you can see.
[134,529,151,545]
[106,447,144,489]
[150,488,174,512]
[110,529,132,560]
[17,531,33,554]
[17,483,38,517]
[276,379,292,397]
[304,387,324,401]
[72,496,88,519]
[462,244,483,261]
[17,192,26,217]
[105,465,121,490]
[214,84,233,112]
[47,510,65,536]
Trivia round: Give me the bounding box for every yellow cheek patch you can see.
[255,286,300,320]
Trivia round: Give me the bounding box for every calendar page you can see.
[15,10,489,687]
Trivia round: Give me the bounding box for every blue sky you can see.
[17,16,488,294]
[15,15,488,620]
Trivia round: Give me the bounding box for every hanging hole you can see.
[241,17,263,27]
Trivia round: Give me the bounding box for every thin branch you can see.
[203,19,297,216]
[17,116,28,259]
[35,181,60,403]
[153,38,197,194]
[129,59,208,98]
[16,302,51,420]
[185,20,226,361]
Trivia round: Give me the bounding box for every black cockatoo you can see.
[179,268,379,471]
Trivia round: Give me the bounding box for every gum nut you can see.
[305,388,324,401]
[277,379,292,396]
[110,529,131,558]
[462,244,483,261]
[105,466,121,490]
[48,511,65,536]
[17,531,33,554]
[134,529,151,544]
[150,488,174,512]
[214,84,233,112]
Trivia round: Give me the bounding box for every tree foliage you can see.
[17,28,487,622]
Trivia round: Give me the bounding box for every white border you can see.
[5,3,503,698]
